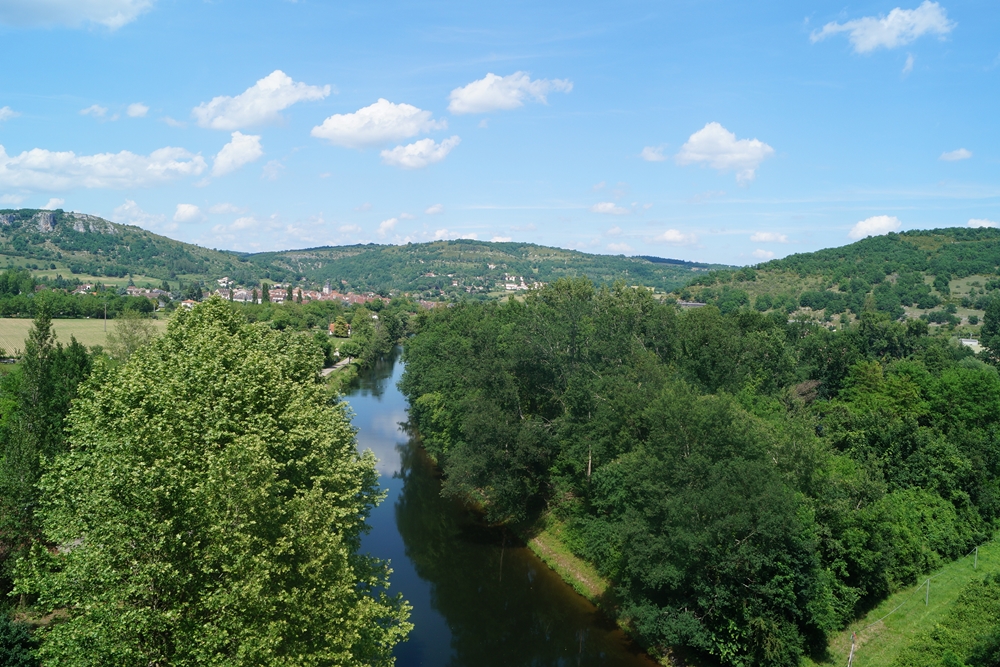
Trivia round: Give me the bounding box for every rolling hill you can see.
[673,228,1000,335]
[0,208,729,296]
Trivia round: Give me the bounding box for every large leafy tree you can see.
[15,298,411,666]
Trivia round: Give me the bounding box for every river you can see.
[343,350,656,667]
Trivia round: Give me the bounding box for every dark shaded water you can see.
[344,351,656,667]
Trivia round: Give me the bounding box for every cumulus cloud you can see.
[127,102,148,118]
[849,215,902,239]
[607,226,622,236]
[608,242,633,254]
[676,122,774,184]
[208,202,245,215]
[112,199,168,229]
[750,231,789,243]
[752,249,775,260]
[491,236,512,242]
[261,160,284,181]
[448,72,572,114]
[640,146,666,162]
[312,99,446,149]
[940,148,972,161]
[0,194,25,205]
[654,229,697,245]
[0,0,155,29]
[811,1,955,53]
[903,53,915,74]
[425,203,444,215]
[0,144,206,190]
[193,70,330,131]
[80,104,108,118]
[339,224,362,233]
[377,218,398,237]
[173,203,202,223]
[41,198,65,210]
[590,202,629,215]
[968,218,999,228]
[0,107,18,122]
[380,136,460,169]
[355,202,372,212]
[212,131,263,177]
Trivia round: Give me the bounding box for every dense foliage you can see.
[401,279,1000,666]
[13,299,411,666]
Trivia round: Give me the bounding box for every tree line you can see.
[400,278,1000,666]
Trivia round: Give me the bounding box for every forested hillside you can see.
[250,241,723,296]
[0,209,724,296]
[675,228,1000,339]
[401,279,1000,666]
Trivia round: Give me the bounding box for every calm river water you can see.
[344,350,656,667]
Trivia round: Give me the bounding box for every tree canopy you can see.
[14,298,411,666]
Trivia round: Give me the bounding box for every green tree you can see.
[333,316,349,337]
[105,308,157,361]
[15,299,411,666]
[261,282,270,303]
[981,296,1000,363]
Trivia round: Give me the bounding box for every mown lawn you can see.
[804,536,1000,667]
[0,317,168,354]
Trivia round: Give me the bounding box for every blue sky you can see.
[0,0,997,264]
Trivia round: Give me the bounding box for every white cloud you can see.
[112,199,168,230]
[592,181,606,191]
[0,144,206,190]
[212,131,263,177]
[173,203,202,223]
[377,217,398,237]
[0,194,25,205]
[968,218,998,228]
[312,99,446,149]
[355,202,372,212]
[261,160,284,181]
[608,242,633,253]
[848,215,902,239]
[654,229,697,245]
[640,146,666,162]
[208,202,245,215]
[80,104,107,117]
[752,249,776,260]
[491,236,512,242]
[903,53,915,74]
[676,122,774,184]
[162,116,185,128]
[400,212,416,220]
[606,226,622,236]
[940,148,972,161]
[0,107,18,122]
[0,0,155,29]
[380,136,460,169]
[126,102,148,118]
[478,119,489,128]
[434,228,450,240]
[229,216,259,231]
[193,70,330,131]
[339,224,362,233]
[448,72,573,114]
[811,1,954,53]
[590,202,629,215]
[425,203,444,215]
[41,198,64,210]
[750,231,789,243]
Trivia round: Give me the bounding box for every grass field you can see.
[0,317,169,355]
[805,534,1000,667]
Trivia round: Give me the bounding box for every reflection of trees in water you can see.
[349,347,401,399]
[393,437,653,667]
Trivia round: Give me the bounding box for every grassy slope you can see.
[804,535,1000,667]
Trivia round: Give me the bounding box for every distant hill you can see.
[0,209,728,296]
[674,228,1000,332]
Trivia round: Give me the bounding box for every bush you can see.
[0,617,37,667]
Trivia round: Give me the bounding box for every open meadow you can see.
[0,317,169,355]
